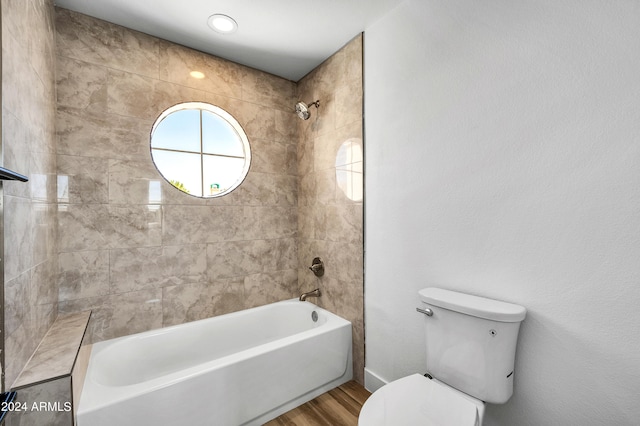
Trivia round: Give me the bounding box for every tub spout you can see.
[299,288,321,301]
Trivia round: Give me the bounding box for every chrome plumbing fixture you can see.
[416,307,433,316]
[299,288,321,301]
[309,257,324,277]
[295,100,320,120]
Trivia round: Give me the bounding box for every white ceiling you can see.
[54,0,404,81]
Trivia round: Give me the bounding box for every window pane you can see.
[202,110,244,157]
[203,155,246,196]
[151,149,203,197]
[151,109,201,153]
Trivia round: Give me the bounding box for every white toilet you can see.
[359,287,526,426]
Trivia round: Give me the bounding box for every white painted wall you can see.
[364,0,640,424]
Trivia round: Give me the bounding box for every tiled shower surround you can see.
[2,0,59,388]
[297,38,365,383]
[53,9,365,381]
[54,7,299,342]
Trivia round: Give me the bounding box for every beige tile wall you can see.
[2,0,59,387]
[296,35,365,384]
[55,8,299,343]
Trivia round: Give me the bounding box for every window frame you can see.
[150,102,251,198]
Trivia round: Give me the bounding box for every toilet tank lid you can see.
[419,288,526,322]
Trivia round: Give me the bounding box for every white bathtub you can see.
[77,299,352,426]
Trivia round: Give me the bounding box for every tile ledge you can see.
[11,311,91,390]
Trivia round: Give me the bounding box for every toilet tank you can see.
[419,288,526,404]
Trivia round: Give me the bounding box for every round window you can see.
[150,102,251,198]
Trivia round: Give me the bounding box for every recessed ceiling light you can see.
[190,71,205,79]
[207,14,238,34]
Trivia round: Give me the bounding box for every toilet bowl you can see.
[358,288,526,426]
[359,374,484,426]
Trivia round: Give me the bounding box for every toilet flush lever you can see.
[416,307,433,316]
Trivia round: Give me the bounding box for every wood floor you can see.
[265,381,371,426]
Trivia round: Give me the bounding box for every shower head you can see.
[295,100,320,120]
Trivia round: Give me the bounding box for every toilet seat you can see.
[359,374,482,426]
